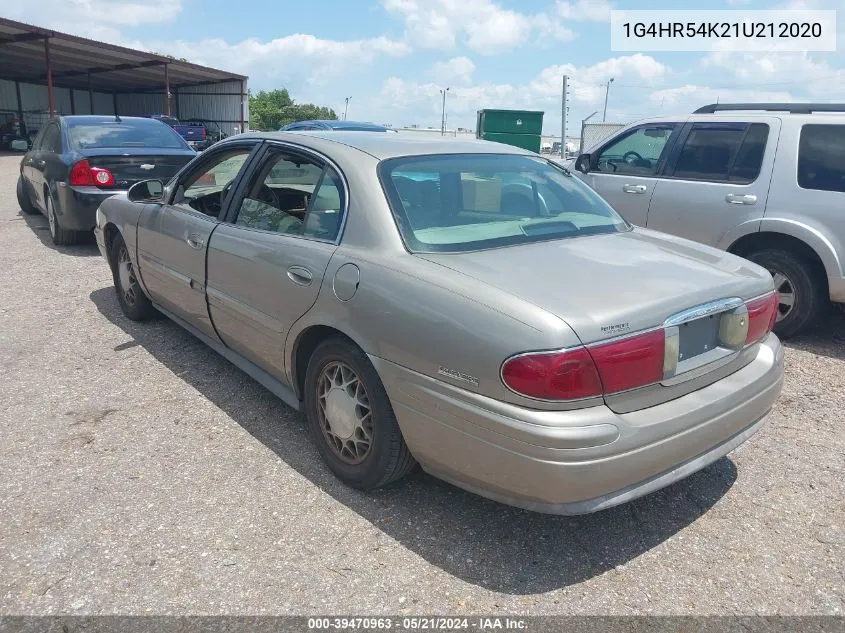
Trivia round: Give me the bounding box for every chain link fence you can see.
[580,122,627,154]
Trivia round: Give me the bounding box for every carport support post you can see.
[44,37,55,118]
[88,72,94,114]
[14,81,24,133]
[239,80,246,133]
[164,63,171,117]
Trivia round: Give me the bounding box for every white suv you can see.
[573,103,845,337]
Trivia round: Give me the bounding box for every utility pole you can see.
[440,87,449,136]
[602,77,614,122]
[343,97,351,121]
[561,75,569,158]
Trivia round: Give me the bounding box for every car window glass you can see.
[233,151,325,237]
[729,124,769,183]
[41,124,61,153]
[175,148,252,216]
[382,154,628,253]
[798,124,845,193]
[670,125,763,182]
[595,125,677,176]
[303,168,345,240]
[30,127,46,150]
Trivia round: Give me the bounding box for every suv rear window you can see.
[380,154,629,253]
[67,118,188,150]
[798,124,845,193]
[670,123,769,183]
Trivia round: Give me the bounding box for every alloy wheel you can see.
[117,246,138,307]
[771,270,796,323]
[47,196,56,238]
[316,361,373,464]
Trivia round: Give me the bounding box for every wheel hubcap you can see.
[317,361,373,464]
[770,270,796,323]
[47,198,56,237]
[117,247,137,306]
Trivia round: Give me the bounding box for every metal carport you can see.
[0,17,248,141]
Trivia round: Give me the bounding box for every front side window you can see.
[67,118,187,150]
[174,148,252,216]
[380,154,629,253]
[670,123,769,183]
[798,124,845,193]
[232,150,345,241]
[595,125,677,176]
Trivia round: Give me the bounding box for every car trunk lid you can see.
[75,149,194,190]
[417,228,776,411]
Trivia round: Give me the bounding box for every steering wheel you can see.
[622,150,644,164]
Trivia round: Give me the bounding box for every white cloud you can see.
[136,34,410,84]
[380,0,574,54]
[556,0,614,22]
[701,51,845,96]
[649,85,795,109]
[427,57,476,84]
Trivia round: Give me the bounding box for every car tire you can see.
[16,176,38,215]
[304,337,416,489]
[45,192,80,246]
[110,233,158,321]
[747,248,827,339]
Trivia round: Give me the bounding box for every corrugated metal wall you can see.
[0,77,246,134]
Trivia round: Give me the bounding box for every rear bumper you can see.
[372,334,784,515]
[54,183,123,231]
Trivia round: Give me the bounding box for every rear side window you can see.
[41,124,61,153]
[380,153,629,253]
[798,124,845,193]
[67,118,187,149]
[670,123,769,183]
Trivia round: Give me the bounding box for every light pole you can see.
[343,97,351,121]
[602,78,614,122]
[440,87,449,136]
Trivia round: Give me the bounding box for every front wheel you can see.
[304,338,416,489]
[110,233,157,321]
[747,248,827,338]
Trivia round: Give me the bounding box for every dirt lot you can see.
[0,154,842,615]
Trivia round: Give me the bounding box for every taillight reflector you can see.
[589,329,666,394]
[69,159,114,187]
[501,347,603,401]
[745,292,779,345]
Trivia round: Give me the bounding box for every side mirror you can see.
[127,179,164,203]
[575,153,591,174]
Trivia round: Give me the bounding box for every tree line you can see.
[248,89,338,131]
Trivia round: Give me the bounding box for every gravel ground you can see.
[0,154,842,616]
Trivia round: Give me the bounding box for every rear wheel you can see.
[46,193,81,246]
[16,177,38,215]
[304,338,416,489]
[747,248,827,338]
[110,233,157,321]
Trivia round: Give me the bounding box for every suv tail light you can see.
[69,159,115,187]
[745,291,779,345]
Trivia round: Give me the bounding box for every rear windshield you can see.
[67,119,188,150]
[379,154,629,253]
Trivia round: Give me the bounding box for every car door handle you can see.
[725,193,757,205]
[287,266,313,286]
[186,235,205,249]
[622,184,647,194]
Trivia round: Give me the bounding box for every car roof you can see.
[58,115,161,124]
[237,130,533,159]
[293,120,389,131]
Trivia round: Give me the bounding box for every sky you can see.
[3,0,844,134]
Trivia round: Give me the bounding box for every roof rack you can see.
[694,103,845,114]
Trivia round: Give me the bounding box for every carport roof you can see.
[0,17,247,93]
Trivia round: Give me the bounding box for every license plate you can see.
[677,313,721,362]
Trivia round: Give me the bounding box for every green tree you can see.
[248,89,338,131]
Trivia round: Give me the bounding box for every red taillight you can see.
[501,347,603,400]
[746,292,779,345]
[502,330,667,401]
[69,159,114,187]
[589,329,666,394]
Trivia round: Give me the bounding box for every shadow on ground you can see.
[90,286,738,594]
[783,307,845,361]
[18,208,99,256]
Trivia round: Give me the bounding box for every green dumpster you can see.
[476,109,544,153]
